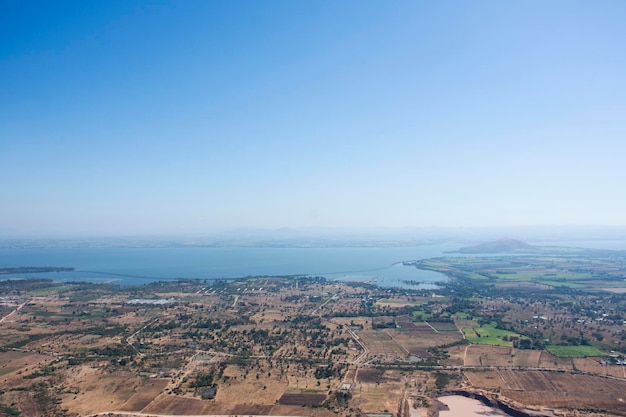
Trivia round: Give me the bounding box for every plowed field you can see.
[467,370,626,416]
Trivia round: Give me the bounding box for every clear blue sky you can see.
[2,0,626,236]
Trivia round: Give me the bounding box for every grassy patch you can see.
[27,284,77,296]
[0,405,20,416]
[465,336,512,346]
[412,310,432,320]
[546,345,605,357]
[461,321,519,347]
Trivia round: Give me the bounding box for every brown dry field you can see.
[463,345,546,368]
[464,370,506,389]
[359,330,408,359]
[215,371,287,405]
[278,392,327,406]
[250,309,285,323]
[466,369,626,416]
[375,298,417,308]
[357,368,386,383]
[283,370,339,391]
[118,378,169,412]
[109,311,159,327]
[352,369,405,413]
[573,357,626,378]
[143,394,339,416]
[441,344,466,366]
[143,394,266,415]
[59,365,144,416]
[388,328,461,357]
[395,316,434,332]
[270,404,340,417]
[2,389,49,417]
[463,345,515,367]
[537,350,575,369]
[323,298,363,316]
[331,316,371,328]
[0,351,53,384]
[426,321,459,332]
[512,349,543,367]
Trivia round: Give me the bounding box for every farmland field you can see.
[459,320,520,346]
[427,321,459,332]
[389,328,461,358]
[278,392,327,406]
[351,369,406,414]
[546,345,605,357]
[118,378,169,411]
[467,369,626,416]
[359,330,408,359]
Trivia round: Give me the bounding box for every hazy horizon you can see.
[2,1,626,237]
[4,224,626,245]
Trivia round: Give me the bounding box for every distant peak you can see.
[455,239,537,254]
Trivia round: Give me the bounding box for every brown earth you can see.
[142,394,276,415]
[118,378,169,412]
[278,392,327,406]
[60,365,143,416]
[467,369,626,416]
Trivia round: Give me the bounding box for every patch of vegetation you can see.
[546,345,605,357]
[412,310,432,320]
[0,404,21,416]
[323,391,351,409]
[27,284,78,296]
[25,366,55,379]
[434,372,450,390]
[461,321,520,346]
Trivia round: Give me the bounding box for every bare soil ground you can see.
[142,394,276,415]
[0,351,52,381]
[278,392,327,406]
[512,349,542,367]
[440,344,465,366]
[395,316,434,332]
[2,389,41,416]
[59,365,143,416]
[270,404,340,417]
[538,350,574,370]
[358,330,407,360]
[464,370,507,390]
[357,368,386,383]
[118,378,169,412]
[467,369,626,416]
[351,369,405,413]
[463,345,515,367]
[426,321,458,332]
[573,357,626,378]
[463,345,545,368]
[215,371,287,405]
[389,328,461,358]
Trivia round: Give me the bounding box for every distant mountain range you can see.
[452,239,539,253]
